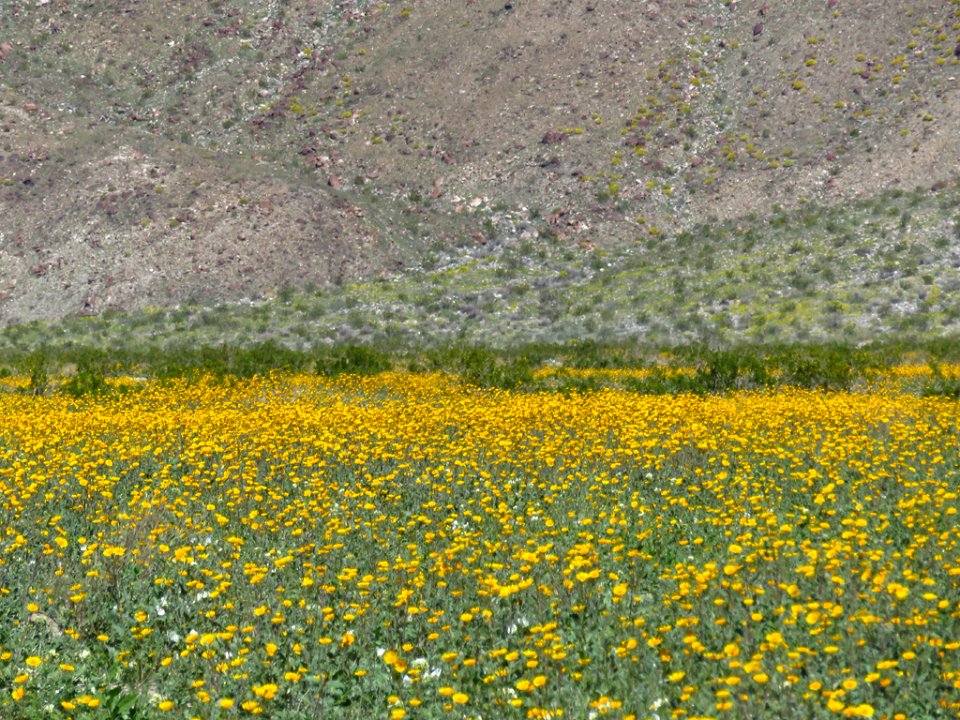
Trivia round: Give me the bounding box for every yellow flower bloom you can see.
[383,649,400,665]
[252,683,278,700]
[241,699,263,714]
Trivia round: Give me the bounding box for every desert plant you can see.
[19,350,52,396]
[315,344,393,376]
[921,361,960,398]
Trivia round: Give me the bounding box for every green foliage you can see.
[694,348,771,392]
[315,344,393,376]
[921,361,960,398]
[6,338,960,397]
[151,341,308,379]
[424,345,534,389]
[62,350,111,398]
[228,341,305,378]
[774,344,876,391]
[22,350,51,396]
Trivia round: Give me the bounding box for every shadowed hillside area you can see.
[1,0,959,345]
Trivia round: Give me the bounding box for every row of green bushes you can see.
[2,339,960,396]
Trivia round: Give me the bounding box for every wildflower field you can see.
[1,372,959,720]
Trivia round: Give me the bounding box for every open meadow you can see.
[1,370,959,719]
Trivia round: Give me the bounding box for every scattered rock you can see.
[28,612,63,638]
[77,297,97,316]
[96,196,118,216]
[541,130,565,145]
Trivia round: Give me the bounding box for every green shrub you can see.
[315,344,393,376]
[425,345,533,389]
[921,361,960,398]
[776,344,872,391]
[61,349,112,397]
[696,349,771,392]
[23,350,51,396]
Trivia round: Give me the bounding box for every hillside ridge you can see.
[1,0,959,339]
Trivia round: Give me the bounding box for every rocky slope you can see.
[1,0,959,327]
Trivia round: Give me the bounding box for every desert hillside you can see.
[1,0,959,340]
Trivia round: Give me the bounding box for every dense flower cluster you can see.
[0,373,958,719]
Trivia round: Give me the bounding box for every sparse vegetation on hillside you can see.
[2,0,960,338]
[2,181,960,351]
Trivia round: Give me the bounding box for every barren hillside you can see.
[1,0,959,332]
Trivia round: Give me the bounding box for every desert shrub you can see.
[61,348,117,397]
[775,344,873,391]
[425,345,533,389]
[229,341,304,377]
[696,349,771,392]
[315,344,393,376]
[922,361,960,398]
[22,350,52,396]
[149,341,308,380]
[62,360,109,397]
[671,346,771,393]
